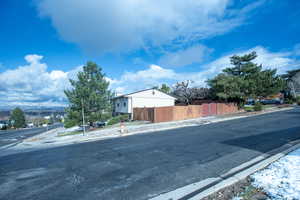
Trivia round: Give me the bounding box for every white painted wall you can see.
[113,89,176,114]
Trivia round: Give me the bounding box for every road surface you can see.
[0,108,299,200]
[0,123,62,148]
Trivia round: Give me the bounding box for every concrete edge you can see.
[189,141,300,200]
[149,139,300,200]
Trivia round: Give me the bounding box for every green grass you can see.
[244,106,254,112]
[244,104,277,112]
[262,105,274,109]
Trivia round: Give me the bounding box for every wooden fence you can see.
[133,103,238,123]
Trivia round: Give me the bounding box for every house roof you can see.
[112,88,177,99]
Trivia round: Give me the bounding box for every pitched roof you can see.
[112,88,177,99]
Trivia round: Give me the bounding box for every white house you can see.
[289,70,300,96]
[113,88,176,116]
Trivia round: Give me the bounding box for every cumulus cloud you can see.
[159,45,213,67]
[111,46,300,93]
[0,55,80,107]
[1,46,298,107]
[36,0,263,54]
[110,65,177,93]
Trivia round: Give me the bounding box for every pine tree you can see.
[159,84,171,94]
[64,62,112,126]
[10,107,26,128]
[208,52,284,104]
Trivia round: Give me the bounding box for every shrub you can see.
[253,102,263,111]
[243,106,253,112]
[285,98,295,104]
[297,96,300,105]
[107,114,130,126]
[64,118,77,128]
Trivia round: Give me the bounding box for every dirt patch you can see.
[201,178,269,200]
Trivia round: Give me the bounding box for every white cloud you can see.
[293,43,300,56]
[122,65,176,82]
[0,55,79,107]
[2,46,298,107]
[159,45,213,67]
[109,65,177,93]
[36,0,263,54]
[111,46,300,93]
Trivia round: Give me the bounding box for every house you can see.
[112,88,176,117]
[287,70,300,97]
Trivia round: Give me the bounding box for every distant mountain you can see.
[0,107,66,119]
[0,106,66,112]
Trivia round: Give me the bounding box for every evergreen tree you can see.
[159,83,171,94]
[10,107,26,128]
[64,62,112,126]
[208,52,284,104]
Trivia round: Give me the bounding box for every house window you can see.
[123,102,126,107]
[117,103,120,107]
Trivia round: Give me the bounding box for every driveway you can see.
[0,108,299,200]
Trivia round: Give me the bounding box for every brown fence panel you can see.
[172,105,202,121]
[153,106,174,123]
[133,107,154,122]
[217,103,238,115]
[133,103,238,123]
[187,105,202,119]
[202,103,210,117]
[210,103,217,115]
[173,106,186,121]
[217,103,223,115]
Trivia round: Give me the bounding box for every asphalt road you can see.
[0,123,62,148]
[0,108,299,200]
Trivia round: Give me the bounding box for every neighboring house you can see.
[112,88,176,116]
[288,70,300,97]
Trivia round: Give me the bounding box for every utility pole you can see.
[81,98,86,136]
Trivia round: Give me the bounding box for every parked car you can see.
[260,99,282,105]
[27,123,34,128]
[0,121,8,130]
[93,121,107,128]
[245,99,255,106]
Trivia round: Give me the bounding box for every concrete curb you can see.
[150,139,300,200]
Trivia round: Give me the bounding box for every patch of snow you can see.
[232,197,243,200]
[251,148,300,200]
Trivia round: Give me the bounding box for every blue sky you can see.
[0,0,300,107]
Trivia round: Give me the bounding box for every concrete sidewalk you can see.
[0,106,293,157]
